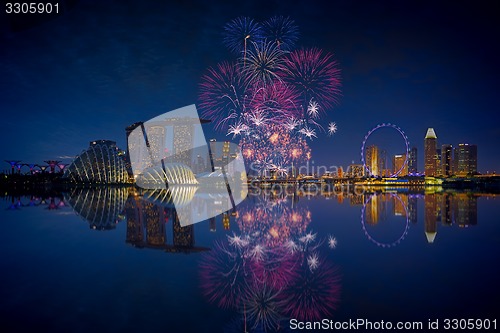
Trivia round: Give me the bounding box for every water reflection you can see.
[65,187,128,230]
[124,191,210,253]
[200,190,341,332]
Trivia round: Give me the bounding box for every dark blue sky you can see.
[1,0,499,173]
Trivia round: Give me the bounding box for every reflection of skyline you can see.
[124,193,210,253]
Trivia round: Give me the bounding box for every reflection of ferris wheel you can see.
[360,193,410,248]
[361,123,410,177]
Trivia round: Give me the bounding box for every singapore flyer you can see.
[360,123,410,177]
[361,193,410,248]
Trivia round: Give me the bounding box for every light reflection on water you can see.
[0,187,498,332]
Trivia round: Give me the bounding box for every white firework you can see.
[228,233,249,248]
[328,122,338,136]
[284,117,300,131]
[299,232,317,244]
[299,126,317,139]
[248,109,268,127]
[227,122,248,138]
[328,235,338,249]
[285,240,299,254]
[307,99,320,119]
[307,253,320,272]
[249,244,266,261]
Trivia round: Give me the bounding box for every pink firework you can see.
[282,47,342,111]
[249,80,302,123]
[198,61,251,130]
[281,258,341,321]
[199,241,252,309]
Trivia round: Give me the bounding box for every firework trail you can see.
[223,16,263,56]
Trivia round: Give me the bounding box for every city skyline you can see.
[1,1,499,173]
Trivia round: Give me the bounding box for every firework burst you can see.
[328,122,338,136]
[223,16,263,55]
[243,40,286,86]
[282,48,342,111]
[262,16,299,51]
[199,61,250,130]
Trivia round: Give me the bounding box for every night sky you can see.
[1,0,499,173]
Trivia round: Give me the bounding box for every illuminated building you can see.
[365,145,379,176]
[454,143,477,175]
[64,140,129,184]
[136,163,198,186]
[173,123,193,167]
[441,144,453,176]
[392,154,408,176]
[147,125,166,165]
[222,141,230,166]
[408,147,418,174]
[347,164,365,178]
[222,213,230,230]
[424,128,438,176]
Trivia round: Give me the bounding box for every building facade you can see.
[424,128,438,176]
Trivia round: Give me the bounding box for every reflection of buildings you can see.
[393,194,408,216]
[424,194,438,243]
[124,194,209,253]
[365,194,388,225]
[408,196,417,224]
[65,187,128,230]
[453,193,478,227]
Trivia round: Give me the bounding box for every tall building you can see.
[222,141,230,166]
[393,153,408,176]
[208,139,217,171]
[454,143,477,175]
[441,144,453,176]
[365,145,379,176]
[424,128,438,176]
[378,149,389,177]
[408,147,418,174]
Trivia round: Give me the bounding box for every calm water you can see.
[1,187,499,332]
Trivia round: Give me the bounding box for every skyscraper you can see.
[408,147,418,174]
[393,154,408,176]
[365,145,379,176]
[424,128,438,176]
[455,143,477,175]
[441,144,453,176]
